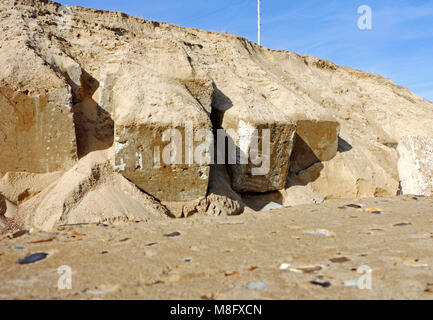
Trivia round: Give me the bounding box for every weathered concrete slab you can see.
[290,120,340,174]
[223,119,297,193]
[113,67,214,202]
[0,87,78,173]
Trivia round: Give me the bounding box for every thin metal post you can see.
[258,0,261,45]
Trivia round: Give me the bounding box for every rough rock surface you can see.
[113,68,213,202]
[223,119,297,193]
[290,120,340,174]
[0,195,5,217]
[0,194,17,233]
[289,141,400,200]
[164,164,245,218]
[0,3,78,173]
[397,135,433,196]
[0,87,77,173]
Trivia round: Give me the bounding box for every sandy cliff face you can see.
[397,136,433,196]
[1,0,432,230]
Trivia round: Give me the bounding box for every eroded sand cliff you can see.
[0,0,432,232]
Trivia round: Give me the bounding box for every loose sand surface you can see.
[1,196,433,300]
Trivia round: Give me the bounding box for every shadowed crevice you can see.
[338,136,353,153]
[68,70,114,158]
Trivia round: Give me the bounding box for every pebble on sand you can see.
[18,252,48,265]
[164,232,181,238]
[247,281,267,291]
[310,280,331,288]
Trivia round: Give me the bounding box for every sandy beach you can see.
[1,195,432,300]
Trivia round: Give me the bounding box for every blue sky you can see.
[61,0,433,102]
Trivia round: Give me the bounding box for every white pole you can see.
[258,0,261,45]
